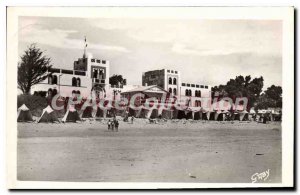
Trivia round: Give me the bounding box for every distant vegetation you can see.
[18,44,52,94]
[212,75,282,110]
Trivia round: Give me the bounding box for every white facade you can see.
[31,53,111,98]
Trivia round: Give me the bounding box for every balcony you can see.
[93,78,106,84]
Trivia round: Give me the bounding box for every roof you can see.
[18,104,29,111]
[121,85,168,94]
[43,105,54,113]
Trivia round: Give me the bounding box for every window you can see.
[61,69,73,74]
[72,90,76,94]
[191,84,195,87]
[83,59,86,63]
[91,59,95,62]
[171,70,174,73]
[169,88,172,94]
[99,70,104,79]
[205,86,208,89]
[200,85,204,88]
[169,77,172,84]
[53,75,58,85]
[182,83,186,86]
[102,60,106,64]
[48,88,53,96]
[93,69,98,78]
[173,78,177,85]
[52,89,58,96]
[195,100,201,107]
[173,88,177,95]
[175,71,178,74]
[198,90,201,97]
[187,83,190,87]
[48,75,53,84]
[196,85,200,88]
[76,78,81,87]
[97,59,101,63]
[74,71,86,76]
[76,90,81,95]
[185,89,189,96]
[72,77,77,86]
[167,70,170,73]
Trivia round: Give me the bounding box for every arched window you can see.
[72,90,76,94]
[48,75,53,84]
[52,89,57,96]
[173,78,177,85]
[198,90,201,97]
[185,89,189,96]
[53,75,58,85]
[169,88,172,94]
[76,90,81,95]
[173,88,177,95]
[72,77,76,86]
[76,78,81,87]
[48,88,53,96]
[169,77,172,85]
[189,90,192,96]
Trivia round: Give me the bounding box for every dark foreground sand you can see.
[17,119,281,183]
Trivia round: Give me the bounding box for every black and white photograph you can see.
[6,6,294,189]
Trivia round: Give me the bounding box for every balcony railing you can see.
[93,78,106,84]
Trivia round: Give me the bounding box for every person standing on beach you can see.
[115,120,119,132]
[131,116,134,124]
[108,120,111,130]
[111,120,115,131]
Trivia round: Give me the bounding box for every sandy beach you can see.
[17,119,281,183]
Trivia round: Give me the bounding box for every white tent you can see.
[17,104,33,122]
[239,110,249,121]
[38,105,59,123]
[62,105,81,122]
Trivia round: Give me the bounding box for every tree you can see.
[109,74,127,87]
[256,85,282,109]
[212,75,264,109]
[18,44,52,94]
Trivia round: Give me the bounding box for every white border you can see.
[6,7,294,189]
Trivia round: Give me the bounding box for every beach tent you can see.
[95,107,106,118]
[232,112,240,120]
[62,106,81,122]
[17,104,33,122]
[193,111,201,120]
[79,106,96,118]
[239,110,249,121]
[37,105,59,123]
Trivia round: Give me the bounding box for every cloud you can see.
[19,26,130,53]
[171,43,238,56]
[90,19,282,56]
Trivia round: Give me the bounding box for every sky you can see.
[18,16,282,89]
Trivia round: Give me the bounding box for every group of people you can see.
[107,117,119,131]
